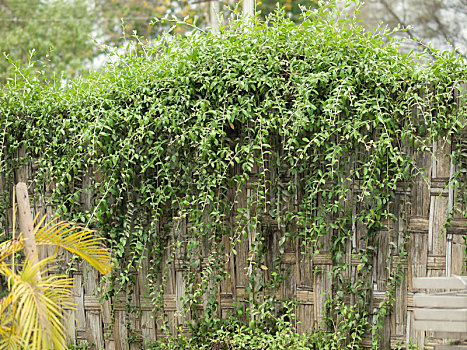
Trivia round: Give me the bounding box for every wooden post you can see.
[243,0,254,23]
[15,182,39,268]
[210,0,220,33]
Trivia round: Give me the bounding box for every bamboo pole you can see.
[15,182,39,267]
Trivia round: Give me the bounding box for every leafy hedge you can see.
[1,1,466,349]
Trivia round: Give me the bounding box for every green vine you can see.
[1,1,466,349]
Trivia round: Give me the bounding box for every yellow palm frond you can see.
[0,215,111,275]
[0,212,111,350]
[0,239,22,264]
[34,219,111,275]
[0,329,22,350]
[0,257,74,350]
[0,290,22,350]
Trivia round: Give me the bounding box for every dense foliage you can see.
[0,1,466,348]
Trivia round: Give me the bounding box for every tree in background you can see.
[0,0,215,81]
[0,0,226,81]
[3,0,464,82]
[92,0,203,43]
[0,0,97,81]
[355,0,467,58]
[257,0,318,21]
[0,0,322,81]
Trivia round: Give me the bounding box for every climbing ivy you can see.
[0,1,466,348]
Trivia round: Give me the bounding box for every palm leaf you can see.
[0,215,111,275]
[0,257,74,350]
[0,214,111,349]
[0,240,22,264]
[34,219,111,275]
[0,290,22,350]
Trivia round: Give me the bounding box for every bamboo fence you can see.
[2,86,466,350]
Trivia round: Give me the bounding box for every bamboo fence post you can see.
[15,182,39,268]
